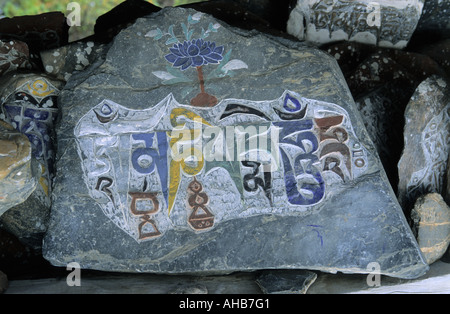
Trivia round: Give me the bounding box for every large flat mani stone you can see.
[43,7,428,279]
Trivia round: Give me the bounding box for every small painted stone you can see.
[411,193,450,265]
[0,120,36,217]
[397,76,450,211]
[287,0,425,49]
[0,40,32,76]
[0,73,63,249]
[43,7,428,279]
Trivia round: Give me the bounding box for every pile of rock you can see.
[0,0,448,293]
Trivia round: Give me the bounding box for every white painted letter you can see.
[67,2,81,27]
[66,262,81,286]
[366,261,381,287]
[366,2,381,27]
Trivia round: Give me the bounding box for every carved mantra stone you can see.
[0,73,62,249]
[287,0,424,49]
[397,76,450,211]
[43,7,428,279]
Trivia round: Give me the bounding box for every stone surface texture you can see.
[41,41,109,82]
[0,40,32,76]
[256,270,317,294]
[411,193,450,265]
[43,7,427,279]
[397,76,450,211]
[0,120,36,217]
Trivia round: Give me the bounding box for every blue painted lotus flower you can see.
[165,39,224,70]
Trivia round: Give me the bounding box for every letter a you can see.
[67,2,81,27]
[66,262,81,286]
[366,262,381,287]
[366,2,381,27]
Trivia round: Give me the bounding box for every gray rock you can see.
[397,76,450,211]
[411,193,450,265]
[256,270,317,294]
[40,41,109,82]
[287,0,424,49]
[43,7,428,279]
[0,72,63,249]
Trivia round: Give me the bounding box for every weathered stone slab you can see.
[287,0,424,49]
[0,73,63,249]
[0,120,36,217]
[43,7,428,279]
[411,193,450,265]
[397,76,450,211]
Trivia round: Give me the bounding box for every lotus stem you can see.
[196,66,205,93]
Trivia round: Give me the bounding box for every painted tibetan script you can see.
[1,77,59,207]
[74,91,369,242]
